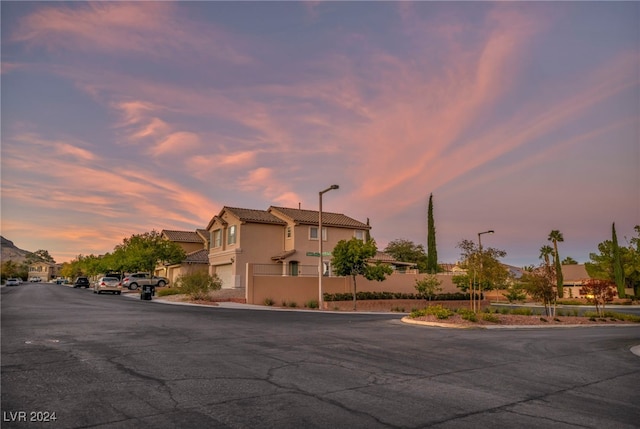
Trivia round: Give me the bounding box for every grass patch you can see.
[264,298,274,306]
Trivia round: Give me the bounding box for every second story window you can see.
[213,229,222,248]
[227,225,237,245]
[309,227,327,241]
[355,230,365,241]
[286,226,292,239]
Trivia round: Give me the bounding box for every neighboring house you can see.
[370,251,418,273]
[28,261,59,281]
[560,264,599,299]
[206,206,371,289]
[155,229,209,284]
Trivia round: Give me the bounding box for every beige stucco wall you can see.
[246,265,460,306]
[279,224,368,269]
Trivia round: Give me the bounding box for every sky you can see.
[1,1,638,267]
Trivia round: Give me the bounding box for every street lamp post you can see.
[319,185,339,310]
[475,230,494,312]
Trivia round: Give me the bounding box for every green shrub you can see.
[391,306,405,312]
[409,305,454,320]
[288,301,297,308]
[305,300,318,309]
[176,271,222,300]
[157,287,183,297]
[457,309,477,322]
[481,313,501,323]
[264,298,274,306]
[512,308,533,316]
[540,317,548,322]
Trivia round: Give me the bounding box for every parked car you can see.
[73,277,90,288]
[93,277,122,295]
[6,278,20,286]
[122,273,169,290]
[29,277,42,282]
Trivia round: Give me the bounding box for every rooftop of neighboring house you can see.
[162,229,205,243]
[561,264,589,281]
[269,206,371,229]
[184,249,209,264]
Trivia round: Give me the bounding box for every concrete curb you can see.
[401,316,640,329]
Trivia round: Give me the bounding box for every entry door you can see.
[289,261,299,276]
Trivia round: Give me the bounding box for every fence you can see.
[252,264,320,277]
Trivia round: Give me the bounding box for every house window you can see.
[355,230,365,241]
[227,225,237,245]
[286,226,292,239]
[309,227,327,240]
[213,229,222,248]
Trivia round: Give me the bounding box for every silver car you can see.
[6,278,20,286]
[93,277,122,295]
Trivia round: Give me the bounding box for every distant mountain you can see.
[1,236,30,264]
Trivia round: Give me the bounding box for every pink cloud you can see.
[11,2,252,65]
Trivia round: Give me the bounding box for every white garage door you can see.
[215,264,233,289]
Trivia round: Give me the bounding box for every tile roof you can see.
[184,249,209,264]
[269,206,370,229]
[162,230,205,243]
[271,249,297,261]
[223,207,287,225]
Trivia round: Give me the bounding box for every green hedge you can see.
[323,291,481,302]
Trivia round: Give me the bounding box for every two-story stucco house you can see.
[154,229,210,284]
[206,206,371,289]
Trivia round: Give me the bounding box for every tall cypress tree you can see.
[427,193,438,273]
[612,222,625,298]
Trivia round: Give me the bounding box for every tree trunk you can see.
[352,275,357,310]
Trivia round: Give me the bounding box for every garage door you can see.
[215,264,233,289]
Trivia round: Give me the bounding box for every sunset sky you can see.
[1,1,638,267]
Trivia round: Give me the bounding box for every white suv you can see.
[121,273,169,290]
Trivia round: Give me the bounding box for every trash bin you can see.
[140,285,153,300]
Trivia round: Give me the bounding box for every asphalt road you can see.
[2,283,640,429]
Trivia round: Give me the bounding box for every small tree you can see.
[580,278,617,317]
[177,271,222,301]
[332,238,393,310]
[415,274,442,304]
[522,264,557,316]
[504,282,527,303]
[115,230,186,274]
[383,239,428,272]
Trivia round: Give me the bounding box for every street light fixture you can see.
[474,230,494,312]
[319,184,339,310]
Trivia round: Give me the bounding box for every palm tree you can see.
[539,245,554,266]
[548,230,564,298]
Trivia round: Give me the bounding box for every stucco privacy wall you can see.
[245,263,459,306]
